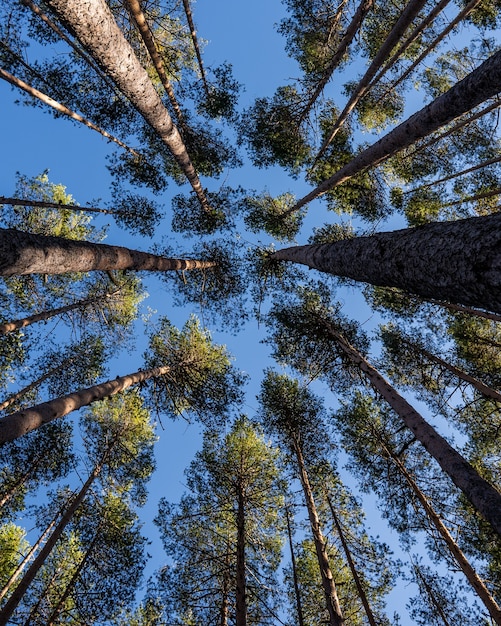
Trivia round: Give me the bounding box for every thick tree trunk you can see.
[319,317,501,537]
[44,0,210,211]
[272,213,501,314]
[315,0,428,158]
[235,486,247,626]
[294,441,344,626]
[385,445,501,624]
[327,496,378,626]
[0,68,138,155]
[285,504,305,626]
[0,228,216,276]
[290,47,501,213]
[0,458,104,625]
[0,365,171,443]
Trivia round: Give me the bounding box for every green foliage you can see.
[243,191,305,241]
[194,62,242,121]
[0,522,29,587]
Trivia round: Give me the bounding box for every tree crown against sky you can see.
[1,0,501,623]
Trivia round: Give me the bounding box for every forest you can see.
[1,0,501,623]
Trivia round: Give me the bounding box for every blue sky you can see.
[0,0,490,621]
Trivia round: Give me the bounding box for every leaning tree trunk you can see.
[181,0,210,99]
[285,504,305,626]
[0,228,216,276]
[315,0,428,158]
[317,316,501,538]
[382,441,501,624]
[293,440,345,626]
[289,47,501,214]
[272,213,501,314]
[0,365,171,443]
[44,0,210,212]
[0,456,105,626]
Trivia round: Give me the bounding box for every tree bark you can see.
[285,504,305,626]
[384,442,501,624]
[0,228,216,276]
[294,440,344,626]
[327,496,378,626]
[0,365,171,443]
[272,213,501,314]
[235,485,247,626]
[289,47,501,214]
[318,317,501,537]
[44,0,210,211]
[0,458,105,625]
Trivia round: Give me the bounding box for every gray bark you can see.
[0,228,216,276]
[272,213,501,314]
[44,0,210,211]
[290,48,501,214]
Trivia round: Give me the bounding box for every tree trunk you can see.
[411,559,453,626]
[0,195,121,217]
[0,68,138,156]
[44,0,210,212]
[318,316,501,537]
[293,440,344,626]
[0,365,171,443]
[123,0,186,128]
[0,354,78,412]
[289,47,501,213]
[285,504,305,626]
[0,509,59,602]
[384,442,501,624]
[0,457,105,625]
[0,228,216,276]
[299,0,374,123]
[272,213,501,314]
[0,287,121,334]
[315,0,428,158]
[327,496,378,626]
[181,0,209,99]
[235,485,247,626]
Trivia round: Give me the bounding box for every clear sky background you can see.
[0,0,484,621]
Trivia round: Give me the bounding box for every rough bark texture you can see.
[387,448,501,624]
[0,228,216,276]
[0,365,170,443]
[273,213,501,314]
[44,0,210,211]
[235,487,247,626]
[291,47,501,213]
[294,441,344,626]
[321,320,501,537]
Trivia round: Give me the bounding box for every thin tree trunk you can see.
[0,228,216,276]
[315,0,428,159]
[410,558,453,626]
[0,457,105,625]
[441,186,501,208]
[431,299,501,323]
[383,440,501,624]
[294,440,344,626]
[123,0,186,128]
[0,68,139,156]
[235,485,247,626]
[380,0,483,102]
[0,196,122,217]
[46,533,99,626]
[289,48,501,215]
[285,504,305,626]
[0,354,78,412]
[44,0,210,211]
[0,287,122,334]
[0,364,171,443]
[272,213,501,314]
[299,0,375,124]
[0,509,59,602]
[317,316,501,537]
[326,496,378,626]
[219,540,231,626]
[402,154,501,196]
[181,0,210,99]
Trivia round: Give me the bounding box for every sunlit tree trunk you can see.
[181,0,209,99]
[0,228,216,276]
[273,213,501,314]
[0,365,171,443]
[44,0,211,211]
